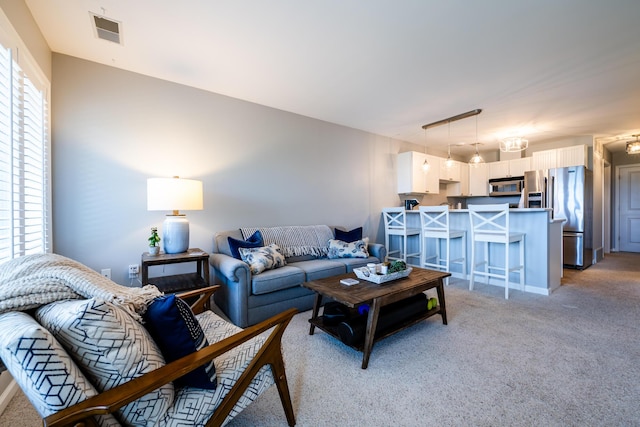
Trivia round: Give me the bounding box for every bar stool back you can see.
[418,206,466,285]
[468,203,525,299]
[382,207,421,265]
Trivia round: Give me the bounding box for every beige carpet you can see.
[2,252,639,426]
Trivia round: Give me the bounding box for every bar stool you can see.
[419,206,466,285]
[468,203,525,299]
[382,207,421,265]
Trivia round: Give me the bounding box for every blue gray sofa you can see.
[210,225,387,328]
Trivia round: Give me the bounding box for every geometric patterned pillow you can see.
[35,298,174,427]
[327,237,370,259]
[143,294,217,389]
[0,311,120,427]
[238,243,286,275]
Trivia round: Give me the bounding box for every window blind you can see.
[0,42,50,263]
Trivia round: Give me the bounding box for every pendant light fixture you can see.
[445,122,454,169]
[422,128,430,172]
[500,136,529,152]
[626,135,640,155]
[469,115,485,166]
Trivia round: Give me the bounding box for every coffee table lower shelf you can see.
[308,305,443,352]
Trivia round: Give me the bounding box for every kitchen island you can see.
[397,208,563,295]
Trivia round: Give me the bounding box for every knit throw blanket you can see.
[0,253,162,322]
[241,225,334,258]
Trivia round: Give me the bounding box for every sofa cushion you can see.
[327,238,370,259]
[287,259,347,281]
[35,298,174,427]
[228,230,263,260]
[251,265,305,295]
[0,311,120,427]
[239,244,287,275]
[144,294,217,389]
[334,227,363,242]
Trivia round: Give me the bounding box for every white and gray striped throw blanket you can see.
[0,253,162,322]
[241,225,334,258]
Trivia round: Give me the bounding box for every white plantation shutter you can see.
[0,41,50,263]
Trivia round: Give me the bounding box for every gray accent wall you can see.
[52,54,429,284]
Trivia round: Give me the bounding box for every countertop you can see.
[403,208,552,213]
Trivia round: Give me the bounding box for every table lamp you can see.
[147,176,203,254]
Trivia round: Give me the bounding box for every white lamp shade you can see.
[147,177,203,212]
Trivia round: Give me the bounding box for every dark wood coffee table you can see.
[302,267,450,369]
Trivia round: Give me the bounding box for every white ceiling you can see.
[25,0,640,155]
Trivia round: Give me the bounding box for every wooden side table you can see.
[141,248,210,294]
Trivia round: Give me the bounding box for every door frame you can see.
[614,164,640,252]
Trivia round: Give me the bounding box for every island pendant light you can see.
[626,135,640,154]
[445,122,454,169]
[469,115,485,166]
[422,128,430,172]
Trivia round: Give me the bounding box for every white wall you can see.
[52,54,429,284]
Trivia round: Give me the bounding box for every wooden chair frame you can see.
[42,286,297,427]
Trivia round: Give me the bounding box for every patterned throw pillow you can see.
[143,294,217,389]
[239,243,286,275]
[327,238,370,259]
[35,298,174,427]
[0,311,120,427]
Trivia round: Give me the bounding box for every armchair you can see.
[0,285,297,427]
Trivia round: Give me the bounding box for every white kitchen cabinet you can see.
[468,163,488,196]
[532,145,588,170]
[532,149,557,170]
[397,151,440,194]
[487,161,510,179]
[446,162,470,196]
[488,158,531,178]
[556,145,588,168]
[508,157,532,176]
[439,158,462,182]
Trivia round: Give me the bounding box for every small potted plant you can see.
[148,227,161,256]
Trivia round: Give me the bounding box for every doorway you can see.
[617,165,640,252]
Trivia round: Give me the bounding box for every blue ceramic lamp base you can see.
[163,215,189,254]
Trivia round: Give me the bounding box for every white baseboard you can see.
[0,378,19,418]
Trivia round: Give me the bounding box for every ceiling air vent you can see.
[90,13,122,44]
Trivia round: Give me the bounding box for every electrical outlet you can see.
[101,268,111,279]
[128,264,139,279]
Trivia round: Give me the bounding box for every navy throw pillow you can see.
[144,294,217,389]
[334,227,363,243]
[228,230,263,259]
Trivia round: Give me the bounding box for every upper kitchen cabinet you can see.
[532,145,589,170]
[557,145,589,168]
[509,157,532,176]
[487,157,530,179]
[468,163,489,196]
[397,151,440,194]
[446,163,470,196]
[439,158,462,182]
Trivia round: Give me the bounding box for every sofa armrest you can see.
[368,243,387,262]
[209,253,253,327]
[43,308,298,427]
[210,253,250,283]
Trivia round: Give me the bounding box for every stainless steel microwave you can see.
[488,176,524,197]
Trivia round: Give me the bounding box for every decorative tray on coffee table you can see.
[354,267,412,284]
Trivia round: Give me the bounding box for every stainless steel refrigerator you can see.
[549,165,593,269]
